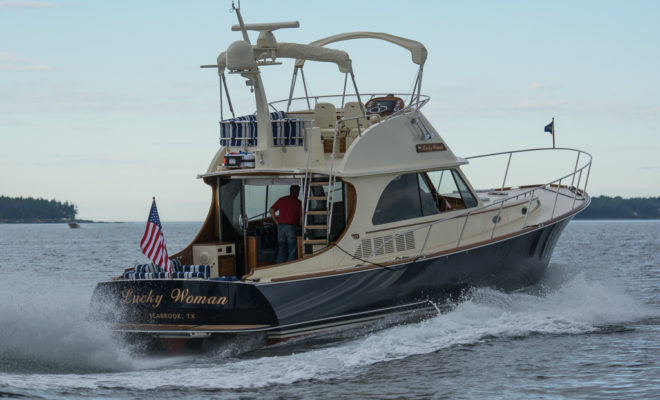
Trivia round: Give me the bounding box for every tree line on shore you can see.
[574,196,660,219]
[0,195,78,223]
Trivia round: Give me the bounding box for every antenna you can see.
[231,0,250,43]
[231,21,300,32]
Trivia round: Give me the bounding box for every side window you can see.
[372,173,442,225]
[452,170,478,208]
[245,184,267,221]
[418,173,439,216]
[267,185,292,210]
[372,174,423,225]
[245,183,303,222]
[427,169,478,210]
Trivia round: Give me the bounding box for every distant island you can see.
[0,195,78,223]
[574,196,660,219]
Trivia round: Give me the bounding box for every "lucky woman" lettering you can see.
[119,288,229,308]
[120,288,163,309]
[170,288,228,305]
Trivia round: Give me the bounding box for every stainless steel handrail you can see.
[269,93,431,113]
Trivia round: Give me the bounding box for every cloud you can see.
[0,52,53,71]
[0,0,55,9]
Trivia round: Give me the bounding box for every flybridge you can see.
[201,1,428,156]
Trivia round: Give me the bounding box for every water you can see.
[1,221,658,399]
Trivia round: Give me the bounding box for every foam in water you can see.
[1,271,656,392]
[0,274,137,374]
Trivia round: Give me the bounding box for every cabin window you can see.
[418,173,440,216]
[372,170,478,225]
[427,169,478,210]
[453,170,478,208]
[372,173,430,225]
[219,178,243,240]
[244,181,297,222]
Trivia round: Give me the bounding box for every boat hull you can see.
[90,217,570,343]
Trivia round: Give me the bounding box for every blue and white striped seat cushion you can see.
[220,111,303,147]
[122,261,209,280]
[272,118,305,146]
[134,263,159,273]
[171,265,210,279]
[123,271,170,280]
[170,258,182,272]
[121,263,160,279]
[171,271,208,279]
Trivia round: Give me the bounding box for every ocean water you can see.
[0,220,658,399]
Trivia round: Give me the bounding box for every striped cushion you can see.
[182,264,210,275]
[123,271,170,280]
[170,258,182,272]
[171,265,210,279]
[171,271,207,279]
[133,263,159,273]
[272,118,305,146]
[220,112,304,147]
[123,260,179,280]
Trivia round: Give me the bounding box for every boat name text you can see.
[120,288,228,308]
[415,143,447,153]
[170,288,228,305]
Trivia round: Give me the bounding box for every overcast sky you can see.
[1,0,659,221]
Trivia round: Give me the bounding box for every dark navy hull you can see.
[259,217,569,327]
[90,217,570,341]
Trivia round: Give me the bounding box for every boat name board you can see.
[415,143,446,153]
[120,288,228,309]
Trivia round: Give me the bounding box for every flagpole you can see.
[552,117,555,148]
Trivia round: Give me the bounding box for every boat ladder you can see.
[301,122,340,256]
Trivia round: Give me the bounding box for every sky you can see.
[1,0,659,221]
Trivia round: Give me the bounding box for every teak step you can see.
[309,181,330,186]
[303,239,327,244]
[305,224,327,229]
[307,210,328,215]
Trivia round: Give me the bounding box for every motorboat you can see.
[90,4,592,352]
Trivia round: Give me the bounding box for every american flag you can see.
[140,198,171,273]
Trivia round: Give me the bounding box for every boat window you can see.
[427,169,478,210]
[452,170,478,208]
[373,173,441,225]
[418,173,440,216]
[219,178,243,240]
[245,184,268,221]
[244,183,296,222]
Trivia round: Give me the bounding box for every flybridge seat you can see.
[219,111,306,147]
[122,262,211,280]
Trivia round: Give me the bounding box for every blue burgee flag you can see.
[544,120,554,136]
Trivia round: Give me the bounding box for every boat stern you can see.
[89,279,278,336]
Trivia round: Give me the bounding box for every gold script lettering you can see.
[120,288,163,309]
[170,288,228,306]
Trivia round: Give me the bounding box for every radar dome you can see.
[226,40,256,71]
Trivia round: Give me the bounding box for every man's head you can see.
[290,185,300,196]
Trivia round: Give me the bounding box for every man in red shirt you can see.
[269,185,302,263]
